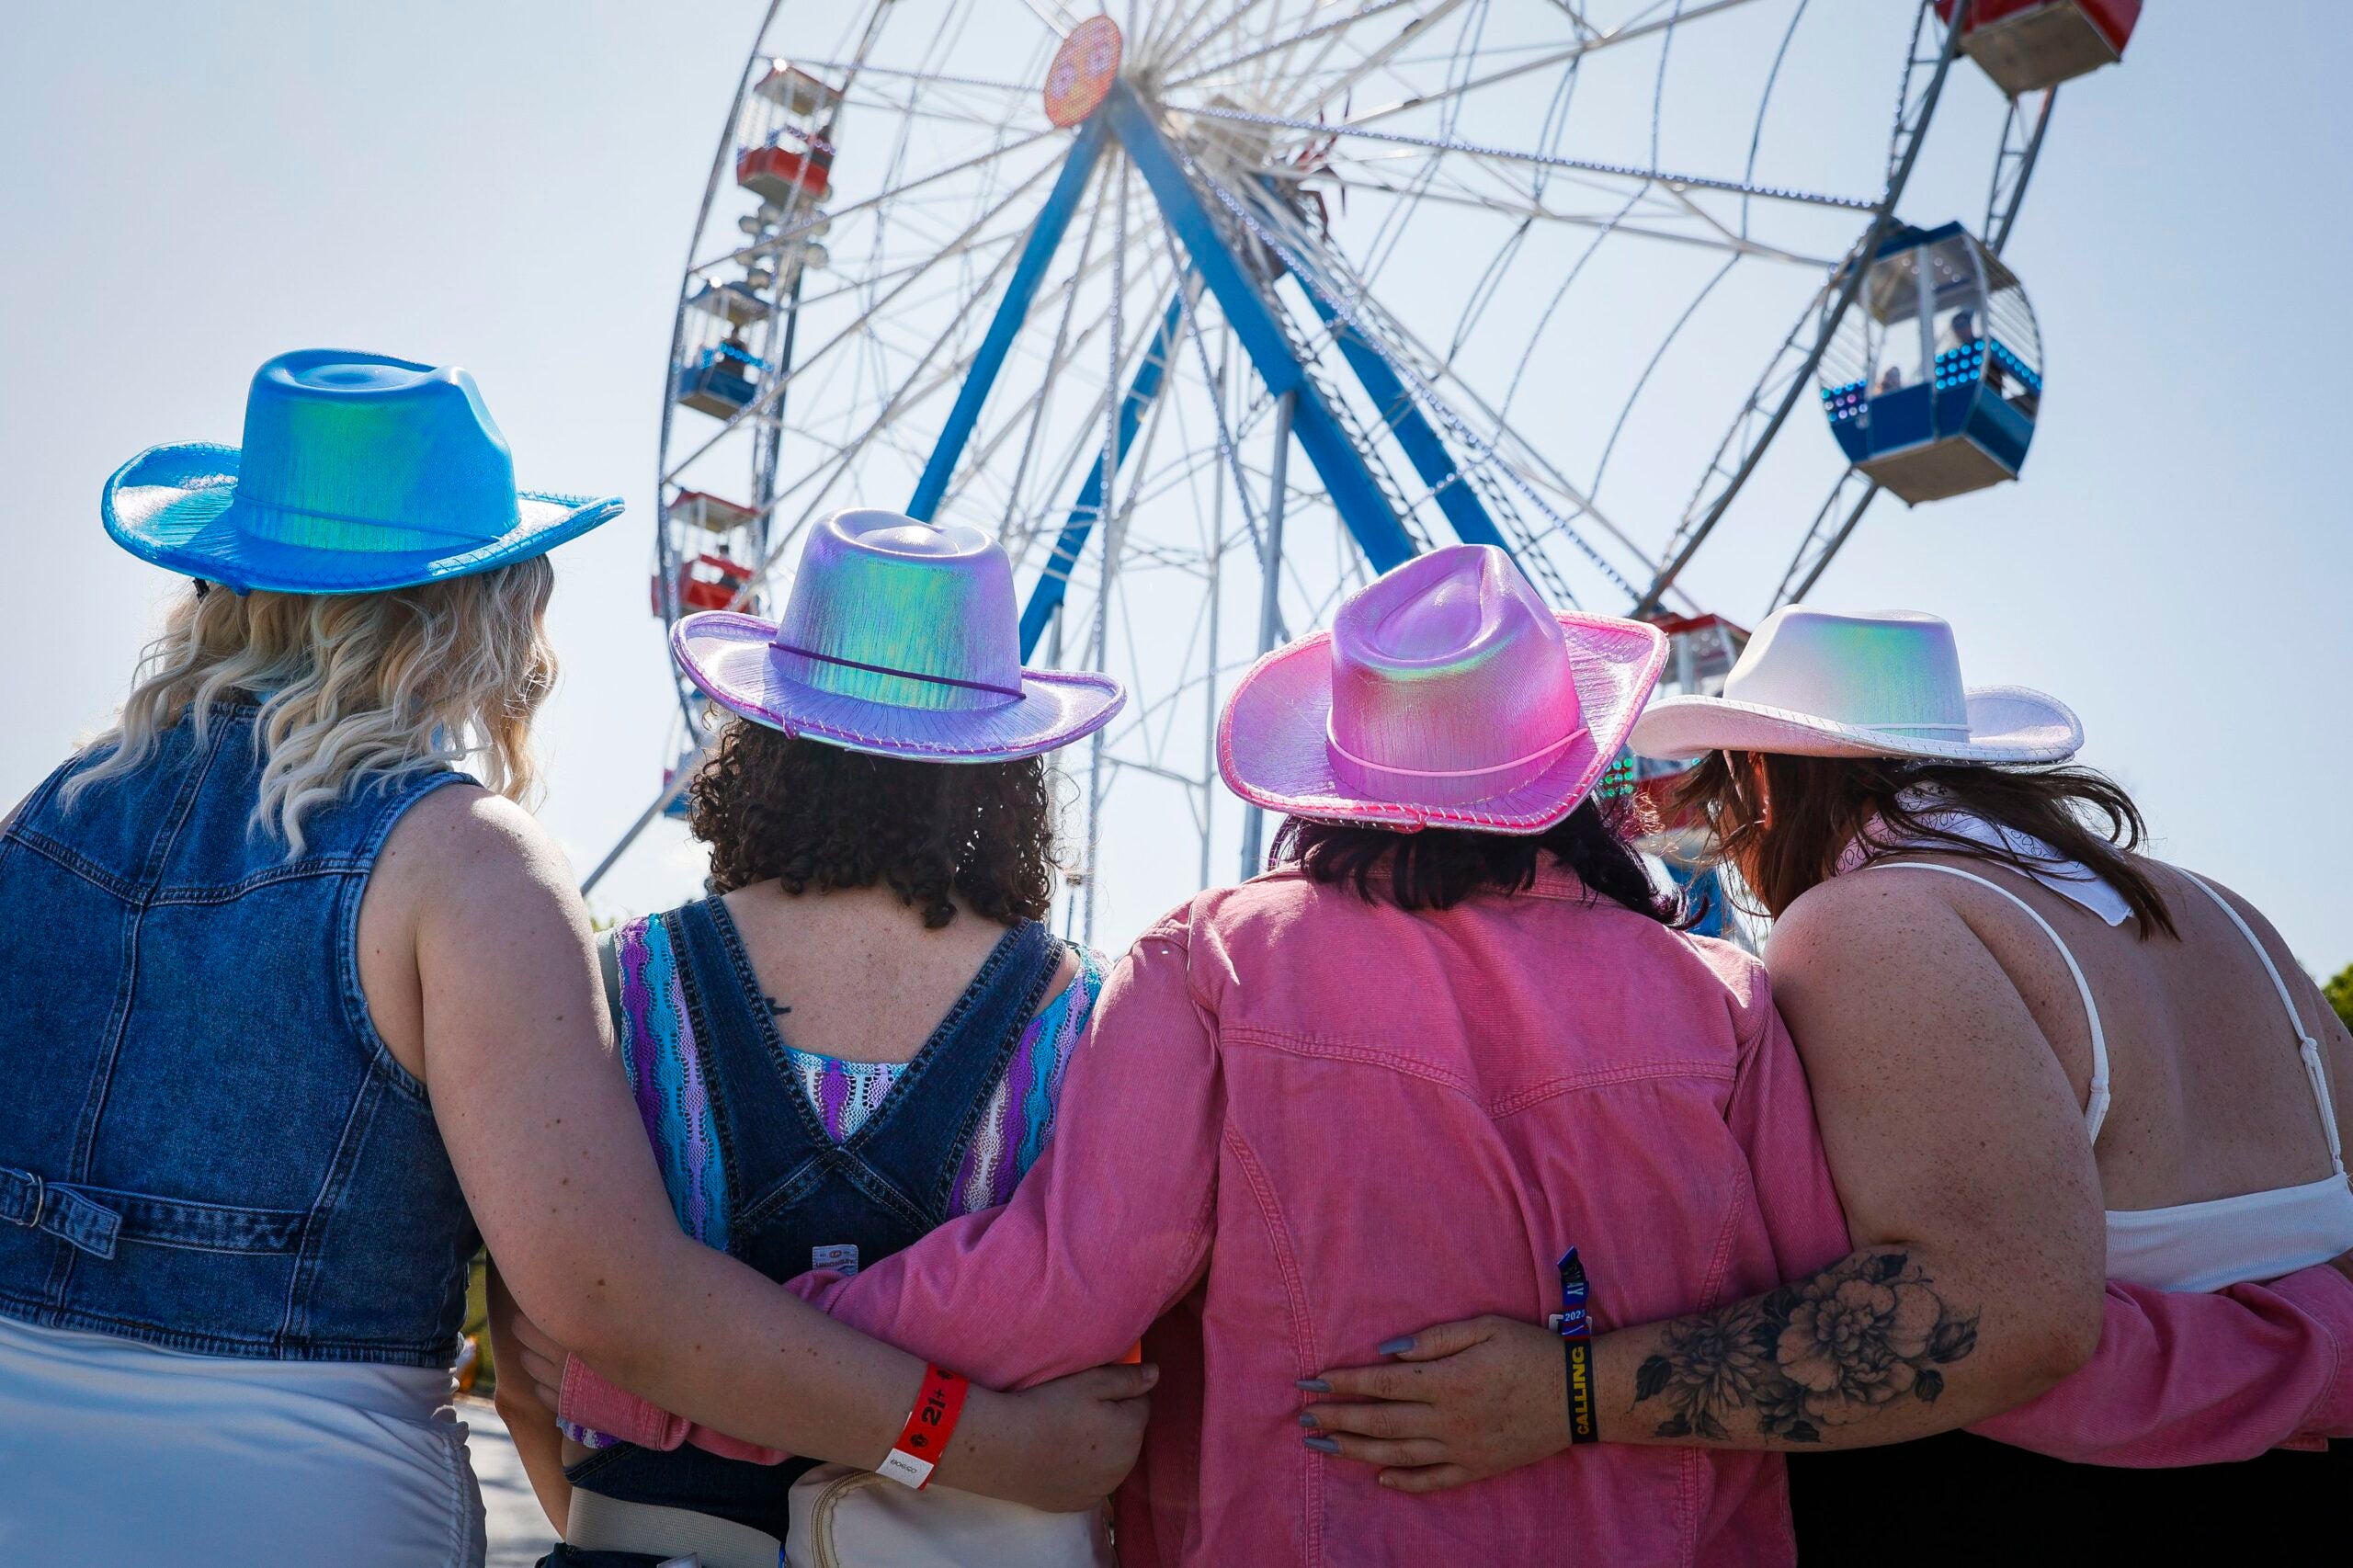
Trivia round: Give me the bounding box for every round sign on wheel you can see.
[1043,16,1122,127]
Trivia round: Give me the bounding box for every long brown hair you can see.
[1671,751,2177,937]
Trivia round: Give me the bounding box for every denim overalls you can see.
[0,701,480,1366]
[559,896,1063,1551]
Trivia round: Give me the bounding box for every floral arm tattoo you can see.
[1631,1250,1980,1443]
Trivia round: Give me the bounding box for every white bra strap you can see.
[1864,861,2112,1143]
[2177,870,2345,1176]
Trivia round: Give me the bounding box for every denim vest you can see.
[564,898,1063,1540]
[0,702,481,1367]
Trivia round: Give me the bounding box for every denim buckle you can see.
[1,1166,120,1260]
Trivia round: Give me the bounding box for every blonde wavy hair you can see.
[63,558,557,855]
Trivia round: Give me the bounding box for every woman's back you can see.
[789,864,1853,1567]
[557,882,1099,1539]
[0,701,477,1361]
[716,882,1078,1066]
[1807,854,2352,1215]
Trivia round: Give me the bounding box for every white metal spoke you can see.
[1189,104,1873,212]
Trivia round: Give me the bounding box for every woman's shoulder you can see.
[376,784,577,931]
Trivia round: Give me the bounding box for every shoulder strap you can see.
[606,912,734,1250]
[1864,861,2113,1145]
[2177,871,2344,1176]
[595,924,625,1031]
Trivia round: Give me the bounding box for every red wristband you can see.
[879,1364,970,1489]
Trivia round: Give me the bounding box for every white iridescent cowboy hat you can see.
[672,508,1124,762]
[1219,544,1668,835]
[1628,606,2082,764]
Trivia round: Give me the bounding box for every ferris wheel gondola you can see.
[585,1,2122,937]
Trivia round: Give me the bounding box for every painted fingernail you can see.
[1303,1435,1341,1454]
[1295,1379,1332,1393]
[1297,1411,1320,1427]
[1377,1336,1415,1355]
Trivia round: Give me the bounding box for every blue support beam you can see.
[907,116,1110,522]
[1103,83,1417,573]
[1018,286,1190,658]
[1296,283,1509,554]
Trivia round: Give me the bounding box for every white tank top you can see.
[1871,858,2353,1293]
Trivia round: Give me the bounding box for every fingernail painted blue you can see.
[1295,1379,1332,1393]
[1378,1337,1415,1355]
[1297,1412,1319,1427]
[1303,1435,1341,1454]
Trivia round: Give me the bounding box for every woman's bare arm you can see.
[1302,875,2107,1483]
[381,790,1148,1509]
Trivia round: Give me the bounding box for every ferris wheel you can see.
[588,0,2139,937]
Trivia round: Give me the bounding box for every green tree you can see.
[2325,965,2353,1035]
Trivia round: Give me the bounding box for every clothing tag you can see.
[813,1243,859,1277]
[877,1446,937,1488]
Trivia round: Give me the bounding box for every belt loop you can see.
[3,1158,44,1224]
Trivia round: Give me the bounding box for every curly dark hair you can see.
[1271,794,1686,925]
[687,720,1061,929]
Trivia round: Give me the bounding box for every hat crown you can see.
[1325,545,1584,806]
[770,508,1025,713]
[1722,607,1971,738]
[232,349,522,552]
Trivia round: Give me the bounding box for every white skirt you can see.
[0,1312,486,1567]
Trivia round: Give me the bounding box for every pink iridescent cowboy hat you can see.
[672,508,1123,762]
[1219,544,1668,834]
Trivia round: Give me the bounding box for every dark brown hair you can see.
[687,720,1060,929]
[1671,751,2176,937]
[1272,795,1685,924]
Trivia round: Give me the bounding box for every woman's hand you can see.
[1300,1315,1567,1494]
[506,1301,569,1415]
[943,1363,1157,1512]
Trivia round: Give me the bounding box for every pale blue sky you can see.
[4,3,2347,971]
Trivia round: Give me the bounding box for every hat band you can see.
[771,642,1027,702]
[1860,719,1971,735]
[1324,720,1586,793]
[232,489,508,552]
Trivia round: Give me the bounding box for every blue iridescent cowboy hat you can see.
[673,508,1123,763]
[101,349,624,594]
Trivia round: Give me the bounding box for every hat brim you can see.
[673,611,1124,763]
[1218,612,1668,835]
[1628,686,2082,765]
[102,443,623,594]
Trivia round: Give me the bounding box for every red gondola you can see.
[1933,0,2139,97]
[653,553,756,617]
[737,141,833,205]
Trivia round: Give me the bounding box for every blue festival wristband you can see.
[1556,1246,1597,1445]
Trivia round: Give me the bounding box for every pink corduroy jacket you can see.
[564,867,2353,1564]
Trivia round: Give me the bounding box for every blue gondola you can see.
[675,340,766,419]
[1818,222,2043,505]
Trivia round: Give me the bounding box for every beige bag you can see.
[785,1463,1115,1568]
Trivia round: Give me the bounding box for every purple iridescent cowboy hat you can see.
[1219,544,1668,835]
[671,508,1124,762]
